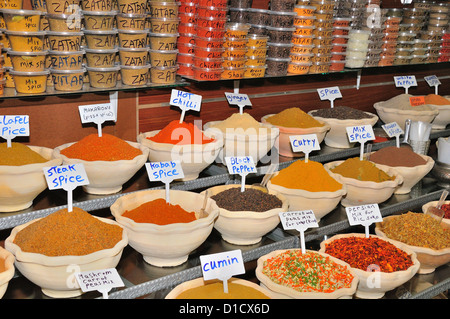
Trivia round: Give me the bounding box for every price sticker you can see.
[279,210,318,254]
[409,96,425,107]
[224,92,252,114]
[224,156,257,192]
[78,91,118,137]
[170,89,202,122]
[145,161,184,203]
[0,115,30,147]
[200,249,245,293]
[382,122,404,147]
[394,75,417,94]
[75,268,124,299]
[317,86,342,108]
[289,134,320,162]
[424,75,441,95]
[345,204,382,237]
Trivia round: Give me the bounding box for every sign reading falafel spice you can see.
[78,91,118,137]
[75,268,124,299]
[200,249,245,294]
[170,89,202,123]
[224,92,252,114]
[224,156,257,192]
[279,210,319,253]
[394,75,417,94]
[382,122,403,147]
[289,134,320,162]
[345,204,382,237]
[317,86,342,108]
[424,75,441,95]
[0,115,29,147]
[145,161,184,203]
[43,163,89,212]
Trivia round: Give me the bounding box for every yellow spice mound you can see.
[211,113,264,133]
[176,281,270,299]
[0,142,47,166]
[266,107,324,128]
[331,157,395,183]
[271,160,343,192]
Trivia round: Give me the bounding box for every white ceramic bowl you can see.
[429,98,450,129]
[53,141,149,195]
[0,146,62,212]
[421,200,450,229]
[4,216,128,298]
[203,184,288,245]
[267,171,346,222]
[319,233,420,299]
[373,101,439,131]
[255,249,359,299]
[165,277,274,299]
[370,153,435,194]
[137,130,223,181]
[260,114,330,158]
[110,189,219,267]
[375,215,450,274]
[307,111,378,149]
[324,160,403,207]
[203,120,279,164]
[0,247,15,299]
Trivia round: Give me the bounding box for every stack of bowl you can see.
[1,6,49,93]
[221,22,250,80]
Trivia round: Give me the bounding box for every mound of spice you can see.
[0,142,48,166]
[380,94,435,111]
[262,250,354,293]
[60,133,142,161]
[377,212,450,250]
[122,198,197,225]
[330,157,395,183]
[270,160,343,192]
[324,236,413,273]
[265,107,325,128]
[149,120,215,145]
[13,207,123,257]
[370,146,427,167]
[439,203,450,219]
[211,113,265,133]
[176,281,270,299]
[309,106,374,120]
[424,94,450,105]
[210,187,282,212]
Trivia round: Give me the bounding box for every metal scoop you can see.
[400,119,412,149]
[426,189,449,223]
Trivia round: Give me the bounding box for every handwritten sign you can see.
[345,204,382,237]
[409,96,425,107]
[346,125,375,143]
[394,75,417,94]
[145,161,184,203]
[200,249,245,293]
[78,91,118,137]
[317,86,342,108]
[424,75,441,94]
[224,92,252,114]
[279,210,318,253]
[289,134,320,162]
[382,122,403,147]
[170,89,202,122]
[0,115,29,147]
[224,156,256,192]
[75,268,124,299]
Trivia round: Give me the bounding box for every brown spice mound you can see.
[370,146,427,167]
[211,187,282,212]
[13,207,123,257]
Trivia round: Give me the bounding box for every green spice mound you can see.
[262,250,354,293]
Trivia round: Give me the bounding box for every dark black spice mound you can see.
[210,187,283,212]
[310,106,374,120]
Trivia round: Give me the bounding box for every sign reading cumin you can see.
[200,250,245,293]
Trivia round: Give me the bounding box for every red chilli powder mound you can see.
[149,120,215,145]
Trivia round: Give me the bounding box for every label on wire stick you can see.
[289,134,320,153]
[224,156,256,175]
[170,89,202,112]
[145,161,184,183]
[43,163,89,190]
[382,122,403,138]
[345,204,382,226]
[75,268,124,294]
[224,92,252,106]
[0,115,29,138]
[200,250,245,281]
[279,210,319,231]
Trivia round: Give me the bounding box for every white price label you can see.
[75,268,124,295]
[0,115,29,138]
[279,210,319,231]
[317,86,342,101]
[345,204,382,227]
[289,134,320,153]
[346,125,375,143]
[224,156,257,175]
[43,163,89,191]
[382,122,403,138]
[170,89,202,112]
[79,103,116,124]
[145,161,184,183]
[224,92,252,106]
[200,250,245,281]
[394,75,417,88]
[424,75,441,87]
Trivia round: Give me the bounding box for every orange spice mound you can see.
[149,120,215,145]
[13,207,123,257]
[122,198,197,225]
[60,133,142,161]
